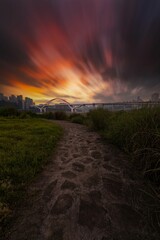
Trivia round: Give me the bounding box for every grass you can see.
[87,107,160,194]
[41,111,68,120]
[87,107,160,230]
[0,118,63,229]
[69,113,86,124]
[1,106,160,229]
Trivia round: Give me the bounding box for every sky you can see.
[0,0,160,103]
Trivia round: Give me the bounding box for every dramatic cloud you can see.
[0,0,160,103]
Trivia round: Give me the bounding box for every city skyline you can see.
[0,1,160,103]
[0,91,160,105]
[0,92,34,110]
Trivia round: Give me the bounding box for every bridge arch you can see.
[41,98,74,112]
[34,98,93,113]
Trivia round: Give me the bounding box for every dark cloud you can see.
[0,33,30,66]
[81,39,105,72]
[115,0,160,79]
[0,0,160,101]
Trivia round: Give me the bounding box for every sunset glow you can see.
[0,0,160,103]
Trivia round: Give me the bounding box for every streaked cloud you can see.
[0,0,160,102]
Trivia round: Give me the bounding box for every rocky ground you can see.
[4,121,159,240]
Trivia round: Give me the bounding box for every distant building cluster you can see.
[0,93,35,110]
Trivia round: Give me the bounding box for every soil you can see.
[4,121,159,240]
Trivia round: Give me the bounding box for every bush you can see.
[69,113,85,124]
[42,112,55,119]
[0,108,39,119]
[42,111,67,120]
[0,107,19,117]
[87,108,111,130]
[54,111,67,120]
[19,112,31,119]
[87,107,160,189]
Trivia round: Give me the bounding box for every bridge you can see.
[32,98,160,113]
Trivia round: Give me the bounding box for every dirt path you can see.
[5,121,159,240]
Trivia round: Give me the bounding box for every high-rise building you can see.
[3,96,8,102]
[0,93,8,102]
[0,93,35,109]
[17,95,24,109]
[24,97,34,110]
[151,93,159,102]
[9,95,17,103]
[0,93,4,101]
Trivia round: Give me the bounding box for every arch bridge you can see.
[33,98,160,113]
[35,98,82,113]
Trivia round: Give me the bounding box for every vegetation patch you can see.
[87,108,160,195]
[69,113,85,124]
[41,111,68,120]
[0,118,62,230]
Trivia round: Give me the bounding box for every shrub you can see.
[71,115,84,124]
[19,112,31,119]
[42,112,55,119]
[87,107,160,189]
[87,108,111,130]
[42,111,68,120]
[0,107,19,117]
[54,111,67,120]
[69,113,85,124]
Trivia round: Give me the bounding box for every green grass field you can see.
[0,118,62,226]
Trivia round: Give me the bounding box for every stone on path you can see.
[78,200,107,230]
[61,171,76,179]
[61,180,77,190]
[72,162,85,172]
[51,194,73,215]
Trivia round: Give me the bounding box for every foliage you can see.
[41,112,55,119]
[0,107,19,117]
[42,111,68,120]
[54,111,67,120]
[87,108,111,130]
[69,113,85,124]
[87,107,160,191]
[0,118,62,229]
[0,107,39,119]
